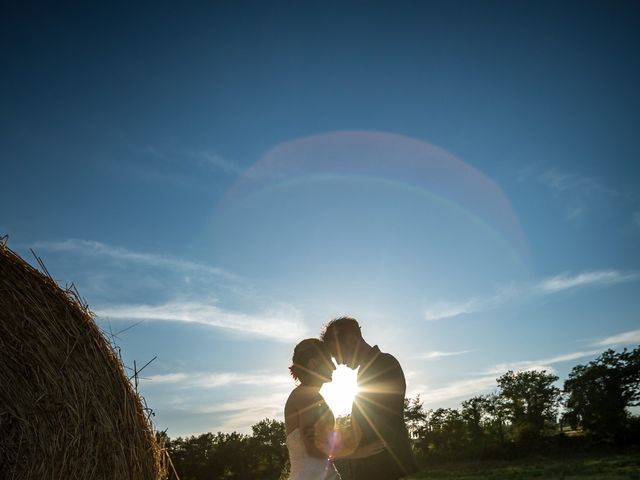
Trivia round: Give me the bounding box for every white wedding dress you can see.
[286,428,341,480]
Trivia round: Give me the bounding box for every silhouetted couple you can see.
[284,316,417,480]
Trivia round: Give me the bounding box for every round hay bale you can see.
[0,242,168,480]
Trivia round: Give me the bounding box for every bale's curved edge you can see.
[0,242,170,480]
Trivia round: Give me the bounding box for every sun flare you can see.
[320,363,359,417]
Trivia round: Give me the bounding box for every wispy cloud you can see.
[146,371,292,389]
[424,299,481,321]
[414,348,604,406]
[121,145,248,185]
[29,238,303,341]
[424,270,638,321]
[420,376,498,405]
[537,270,638,293]
[486,349,603,375]
[30,239,236,280]
[591,329,640,347]
[415,350,470,360]
[192,151,246,176]
[424,287,517,321]
[524,167,621,221]
[212,394,288,433]
[539,169,603,195]
[95,300,307,341]
[164,392,289,436]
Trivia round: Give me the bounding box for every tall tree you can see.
[482,393,509,446]
[461,396,487,448]
[564,347,640,441]
[250,418,288,479]
[425,408,467,459]
[404,395,427,438]
[497,370,560,441]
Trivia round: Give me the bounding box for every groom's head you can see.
[321,316,363,369]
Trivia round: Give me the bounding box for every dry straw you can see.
[0,239,170,480]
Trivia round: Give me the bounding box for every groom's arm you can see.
[369,354,407,442]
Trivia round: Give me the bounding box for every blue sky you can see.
[2,1,639,436]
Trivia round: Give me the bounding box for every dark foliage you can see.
[404,347,639,466]
[564,347,640,442]
[160,419,288,480]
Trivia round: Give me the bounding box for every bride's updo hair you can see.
[289,338,331,384]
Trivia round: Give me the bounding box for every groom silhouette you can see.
[321,316,417,480]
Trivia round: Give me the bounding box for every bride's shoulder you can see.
[290,385,322,399]
[286,387,318,425]
[287,386,323,407]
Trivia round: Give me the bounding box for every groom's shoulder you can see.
[375,347,403,369]
[370,349,406,380]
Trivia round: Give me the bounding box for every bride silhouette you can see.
[284,338,383,480]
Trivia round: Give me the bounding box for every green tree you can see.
[482,393,508,446]
[166,431,256,480]
[461,396,487,449]
[250,418,288,479]
[214,431,256,479]
[497,370,560,441]
[404,395,427,438]
[424,408,467,460]
[564,347,640,441]
[168,433,217,480]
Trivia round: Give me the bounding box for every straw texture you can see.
[0,242,168,480]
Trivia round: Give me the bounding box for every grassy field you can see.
[409,452,640,480]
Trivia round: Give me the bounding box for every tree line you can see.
[405,346,640,463]
[159,418,288,480]
[159,346,639,479]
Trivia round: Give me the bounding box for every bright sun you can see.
[320,363,359,417]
